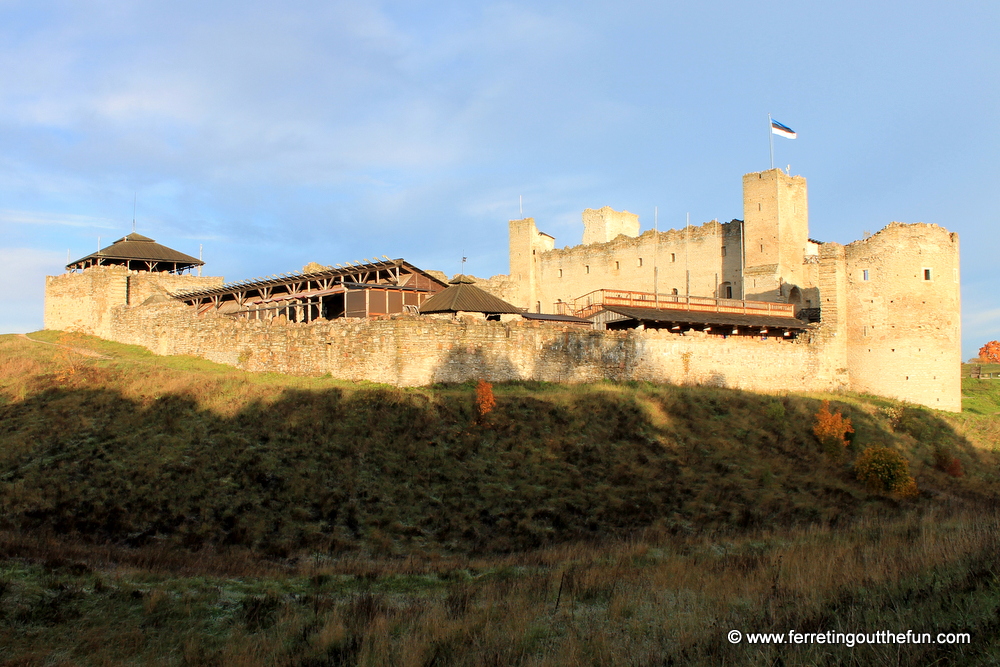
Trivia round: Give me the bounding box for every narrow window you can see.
[924,268,932,280]
[558,268,563,278]
[863,269,869,281]
[760,244,764,253]
[585,265,590,274]
[536,301,541,313]
[615,261,620,270]
[726,285,733,299]
[671,253,676,263]
[721,246,727,257]
[638,258,643,267]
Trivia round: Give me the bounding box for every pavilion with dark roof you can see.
[418,275,524,321]
[66,233,203,274]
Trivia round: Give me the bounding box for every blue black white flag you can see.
[770,119,797,139]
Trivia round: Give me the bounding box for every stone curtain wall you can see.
[103,300,844,393]
[502,218,745,314]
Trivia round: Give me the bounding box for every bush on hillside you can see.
[855,447,917,496]
[933,446,964,478]
[475,380,495,418]
[813,400,854,458]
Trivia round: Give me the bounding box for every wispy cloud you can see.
[0,209,119,229]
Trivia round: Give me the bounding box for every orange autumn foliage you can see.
[978,340,1000,364]
[475,380,496,418]
[813,400,854,456]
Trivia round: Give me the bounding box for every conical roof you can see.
[419,276,522,314]
[67,233,203,272]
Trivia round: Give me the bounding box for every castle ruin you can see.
[43,169,962,411]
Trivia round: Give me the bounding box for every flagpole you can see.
[768,113,774,170]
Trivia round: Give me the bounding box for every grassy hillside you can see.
[2,331,1000,665]
[2,331,997,555]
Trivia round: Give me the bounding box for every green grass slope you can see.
[2,332,997,557]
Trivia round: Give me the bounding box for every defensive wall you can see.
[85,296,847,392]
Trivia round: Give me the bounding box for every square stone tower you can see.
[508,217,555,311]
[742,169,810,301]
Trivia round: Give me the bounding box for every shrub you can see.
[855,447,917,496]
[475,380,496,418]
[813,400,854,457]
[933,446,964,478]
[764,401,786,423]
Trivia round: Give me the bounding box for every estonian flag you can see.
[771,119,797,139]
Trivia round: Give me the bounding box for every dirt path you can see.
[18,333,113,360]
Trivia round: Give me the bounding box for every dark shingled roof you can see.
[597,305,809,330]
[521,312,592,324]
[419,276,523,314]
[67,233,203,271]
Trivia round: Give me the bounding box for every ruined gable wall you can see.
[582,207,640,245]
[844,223,961,412]
[44,266,129,337]
[466,274,521,305]
[98,299,844,394]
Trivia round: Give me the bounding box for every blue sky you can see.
[1,0,997,359]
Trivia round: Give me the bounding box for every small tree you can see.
[978,340,1000,364]
[475,380,495,419]
[855,446,918,496]
[813,400,854,457]
[933,446,964,478]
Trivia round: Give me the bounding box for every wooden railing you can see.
[571,289,796,319]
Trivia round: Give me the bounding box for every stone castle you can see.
[44,168,962,411]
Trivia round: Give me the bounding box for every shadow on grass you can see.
[1,379,996,559]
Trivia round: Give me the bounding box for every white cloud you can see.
[0,209,119,229]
